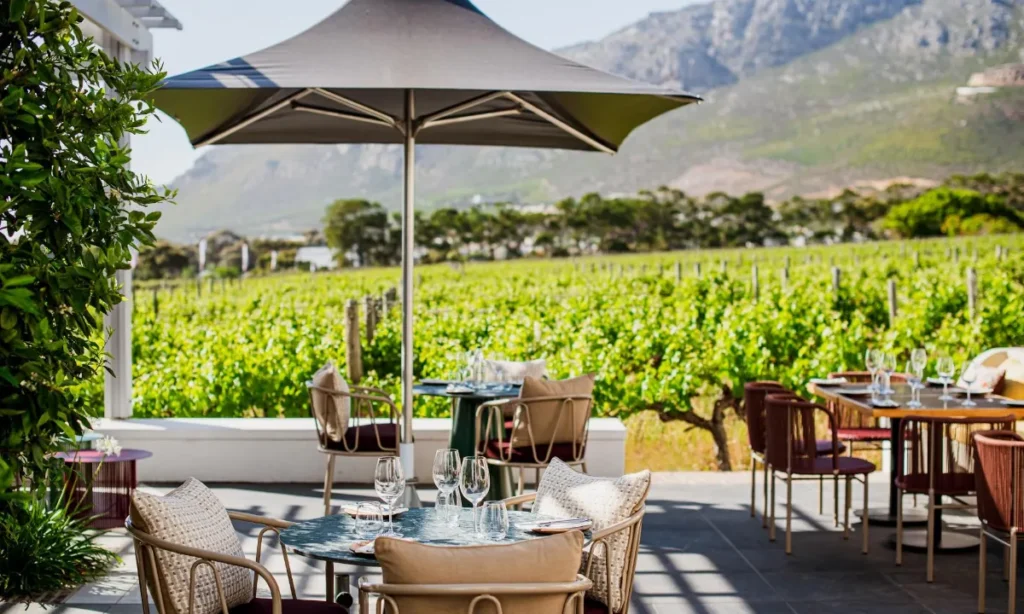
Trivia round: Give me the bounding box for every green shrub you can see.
[0,497,119,601]
[883,188,1024,238]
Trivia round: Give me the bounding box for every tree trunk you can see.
[652,385,737,471]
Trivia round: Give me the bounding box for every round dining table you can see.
[279,507,591,603]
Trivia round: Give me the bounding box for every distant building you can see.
[295,246,338,270]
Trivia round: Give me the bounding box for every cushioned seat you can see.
[231,598,347,614]
[837,427,888,443]
[809,456,876,476]
[323,423,397,453]
[486,440,580,463]
[815,439,847,455]
[896,472,977,496]
[583,597,607,614]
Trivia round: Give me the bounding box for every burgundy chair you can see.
[745,383,846,528]
[974,430,1024,614]
[895,415,1015,582]
[764,394,875,555]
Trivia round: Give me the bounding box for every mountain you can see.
[156,0,1024,241]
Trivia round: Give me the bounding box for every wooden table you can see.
[810,382,1023,550]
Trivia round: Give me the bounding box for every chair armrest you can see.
[502,492,537,507]
[812,404,841,467]
[228,513,297,599]
[228,511,294,529]
[474,400,513,455]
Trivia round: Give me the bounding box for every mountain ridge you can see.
[157,0,1024,241]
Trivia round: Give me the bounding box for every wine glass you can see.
[905,360,922,408]
[374,456,406,537]
[433,448,461,524]
[459,456,490,537]
[961,362,978,407]
[911,348,928,381]
[481,501,509,541]
[865,349,880,392]
[880,353,897,395]
[936,355,955,401]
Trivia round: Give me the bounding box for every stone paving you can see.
[1,472,1018,613]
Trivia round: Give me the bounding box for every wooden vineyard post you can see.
[967,268,978,320]
[751,265,759,302]
[831,266,841,302]
[781,266,789,290]
[345,299,363,384]
[674,261,682,282]
[534,321,542,346]
[720,259,727,274]
[364,296,378,345]
[693,262,701,278]
[887,279,898,327]
[152,288,159,319]
[913,251,920,269]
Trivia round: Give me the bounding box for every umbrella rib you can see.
[312,88,399,127]
[195,89,314,147]
[291,102,397,128]
[421,107,523,130]
[502,92,615,154]
[417,91,507,129]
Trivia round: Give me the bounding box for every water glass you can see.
[436,491,461,529]
[481,501,509,541]
[865,349,880,392]
[459,455,490,537]
[375,456,406,537]
[936,355,955,401]
[881,353,897,394]
[904,360,922,408]
[355,502,383,538]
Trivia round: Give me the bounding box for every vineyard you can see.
[89,235,1024,470]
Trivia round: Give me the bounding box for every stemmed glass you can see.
[905,360,923,408]
[961,362,978,407]
[865,349,880,393]
[937,355,955,401]
[432,448,461,525]
[459,456,490,537]
[374,456,406,537]
[880,353,897,395]
[911,348,928,377]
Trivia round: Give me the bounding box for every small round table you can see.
[280,507,590,603]
[54,449,152,529]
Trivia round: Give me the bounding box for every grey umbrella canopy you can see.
[153,0,700,479]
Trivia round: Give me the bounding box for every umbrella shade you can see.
[152,0,700,483]
[153,0,699,150]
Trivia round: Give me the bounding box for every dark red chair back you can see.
[764,395,839,474]
[744,382,786,456]
[974,430,1024,533]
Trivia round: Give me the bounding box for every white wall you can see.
[90,418,627,485]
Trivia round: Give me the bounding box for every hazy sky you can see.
[132,0,690,185]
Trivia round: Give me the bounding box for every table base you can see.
[855,506,928,526]
[889,529,980,552]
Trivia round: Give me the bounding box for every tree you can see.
[323,199,393,267]
[0,0,171,499]
[883,188,1024,238]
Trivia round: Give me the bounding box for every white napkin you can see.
[810,377,848,386]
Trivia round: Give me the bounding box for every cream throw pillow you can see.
[485,358,546,382]
[130,478,252,614]
[376,531,584,614]
[311,360,350,444]
[535,459,650,611]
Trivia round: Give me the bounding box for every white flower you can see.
[96,435,122,457]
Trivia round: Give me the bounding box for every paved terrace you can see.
[1,473,1015,614]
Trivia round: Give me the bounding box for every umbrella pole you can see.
[400,89,418,490]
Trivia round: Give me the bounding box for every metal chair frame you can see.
[357,574,592,614]
[973,430,1024,614]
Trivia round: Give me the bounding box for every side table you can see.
[54,449,152,529]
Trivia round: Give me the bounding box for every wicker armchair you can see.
[974,430,1024,614]
[307,381,399,515]
[764,394,875,555]
[127,512,346,614]
[357,575,591,614]
[501,492,645,614]
[475,394,592,494]
[895,415,1015,582]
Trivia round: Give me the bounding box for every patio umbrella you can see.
[153,0,700,481]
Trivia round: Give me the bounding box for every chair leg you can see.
[896,488,904,566]
[833,474,840,528]
[926,489,936,583]
[769,469,777,542]
[517,467,525,496]
[979,528,987,614]
[843,475,851,540]
[762,461,769,529]
[785,474,793,555]
[1006,544,1011,582]
[862,475,870,555]
[323,455,336,517]
[751,458,757,518]
[818,475,823,515]
[1011,532,1019,614]
[580,462,587,474]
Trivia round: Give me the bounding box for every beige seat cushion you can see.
[375,531,584,614]
[130,478,252,614]
[311,361,350,444]
[511,374,595,449]
[535,459,650,612]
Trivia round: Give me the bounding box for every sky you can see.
[131,0,690,186]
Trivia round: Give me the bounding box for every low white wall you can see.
[90,418,627,484]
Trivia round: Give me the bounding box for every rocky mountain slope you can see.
[157,0,1024,241]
